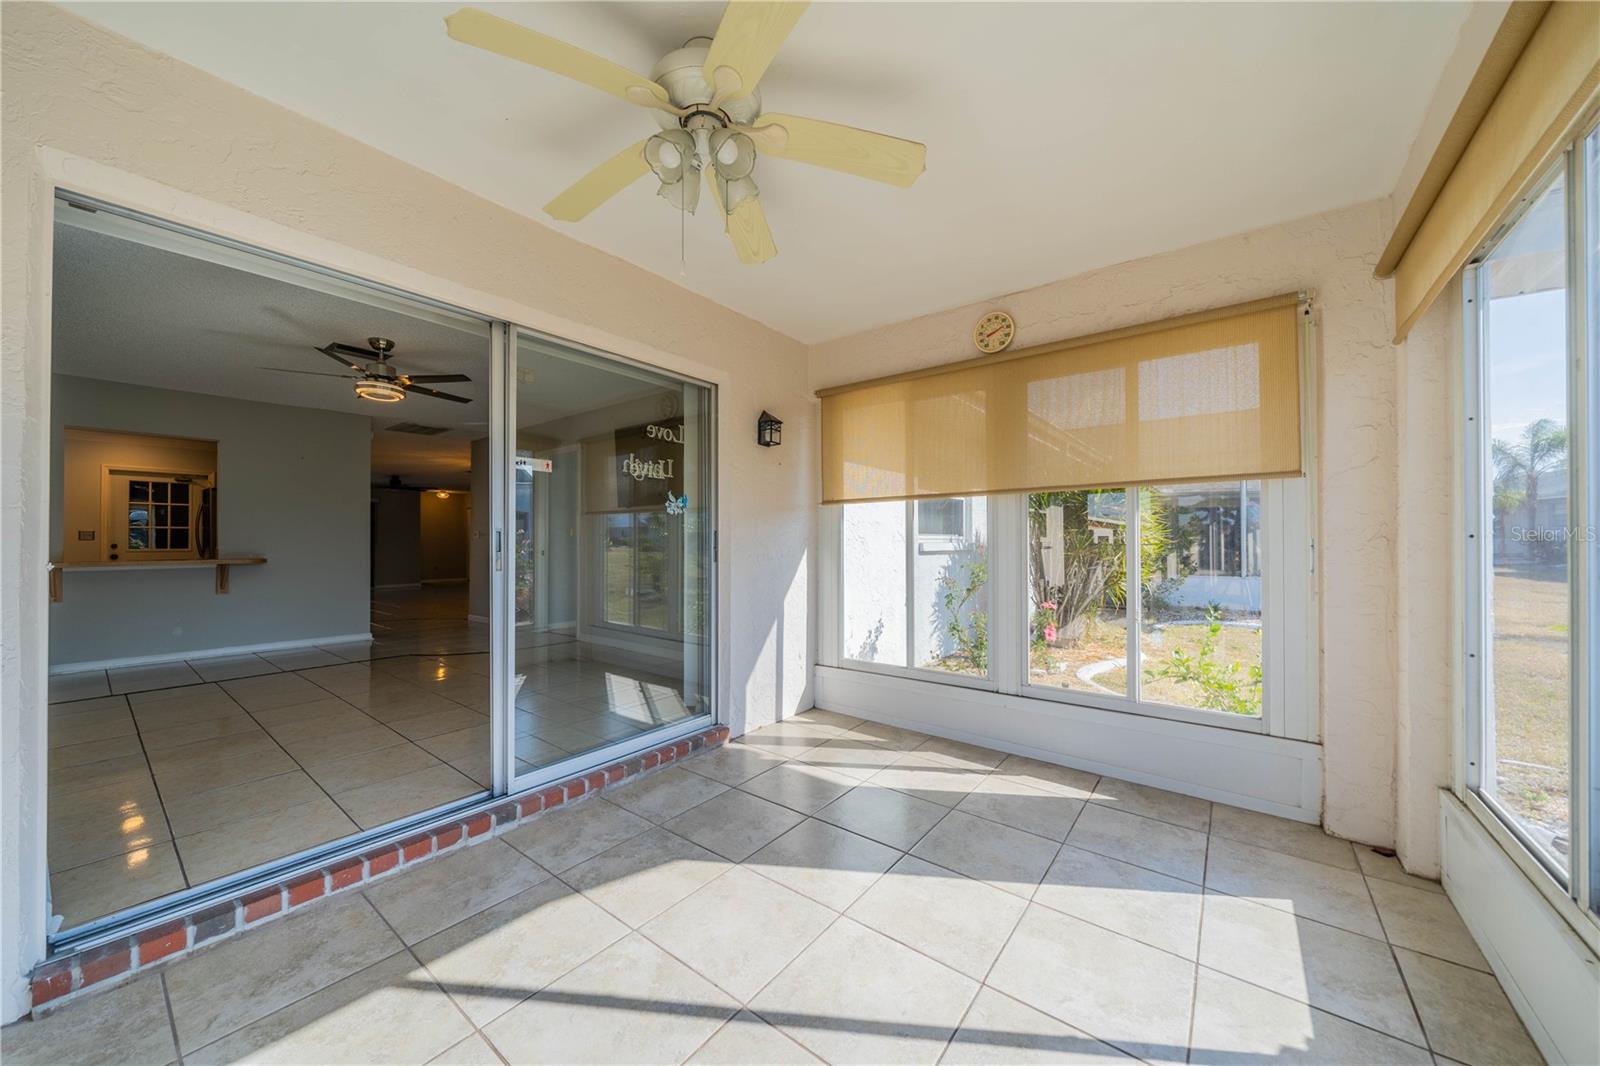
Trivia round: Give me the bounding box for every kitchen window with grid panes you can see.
[125,477,195,555]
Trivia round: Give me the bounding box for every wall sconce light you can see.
[757,411,782,448]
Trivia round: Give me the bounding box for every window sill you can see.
[814,664,1322,821]
[1441,790,1599,1064]
[1457,787,1599,952]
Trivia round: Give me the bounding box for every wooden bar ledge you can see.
[47,557,267,602]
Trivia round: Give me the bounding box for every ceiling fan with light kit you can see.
[259,337,473,404]
[444,1,927,264]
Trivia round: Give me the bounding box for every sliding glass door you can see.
[43,193,720,950]
[505,331,714,789]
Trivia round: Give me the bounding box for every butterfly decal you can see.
[665,492,687,516]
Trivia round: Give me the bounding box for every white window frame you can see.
[822,481,1314,736]
[1461,117,1600,941]
[825,497,997,690]
[588,509,686,638]
[819,301,1318,741]
[103,467,210,562]
[915,497,971,552]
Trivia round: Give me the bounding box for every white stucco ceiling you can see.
[65,1,1470,344]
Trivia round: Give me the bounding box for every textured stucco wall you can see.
[812,200,1407,852]
[1395,287,1460,878]
[1,2,813,1021]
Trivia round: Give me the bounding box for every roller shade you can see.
[1383,1,1599,342]
[819,295,1303,504]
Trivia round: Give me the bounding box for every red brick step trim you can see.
[30,725,729,1013]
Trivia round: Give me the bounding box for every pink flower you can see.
[1044,624,1057,642]
[1040,601,1056,611]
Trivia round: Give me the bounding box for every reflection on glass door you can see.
[510,333,713,781]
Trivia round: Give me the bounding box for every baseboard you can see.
[50,632,374,674]
[371,582,421,591]
[815,664,1324,823]
[1440,791,1599,1065]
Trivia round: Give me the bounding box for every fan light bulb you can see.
[646,130,697,184]
[709,130,756,180]
[355,379,405,403]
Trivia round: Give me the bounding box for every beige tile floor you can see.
[8,710,1543,1065]
[46,595,694,931]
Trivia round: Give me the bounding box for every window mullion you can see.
[990,493,1025,694]
[1567,133,1594,913]
[904,499,915,670]
[1126,488,1142,705]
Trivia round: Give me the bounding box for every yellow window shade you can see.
[1386,1,1599,342]
[819,295,1304,504]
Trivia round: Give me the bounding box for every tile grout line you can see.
[359,889,514,1066]
[932,789,1077,1063]
[228,676,383,831]
[175,895,413,1061]
[1356,853,1435,1054]
[1186,821,1214,1065]
[123,691,193,893]
[158,969,184,1066]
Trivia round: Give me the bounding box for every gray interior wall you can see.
[50,375,371,666]
[371,488,421,588]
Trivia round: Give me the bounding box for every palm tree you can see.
[1492,417,1567,548]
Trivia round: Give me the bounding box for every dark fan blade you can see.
[316,345,368,372]
[259,367,357,379]
[402,383,472,404]
[402,374,472,384]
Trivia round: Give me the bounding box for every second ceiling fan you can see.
[445,1,926,265]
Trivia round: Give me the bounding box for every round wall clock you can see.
[973,311,1015,354]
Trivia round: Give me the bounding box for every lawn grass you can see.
[1489,565,1571,858]
[1025,610,1263,715]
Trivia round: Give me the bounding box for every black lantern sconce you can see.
[757,410,782,448]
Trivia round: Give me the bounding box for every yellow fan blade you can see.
[445,8,671,109]
[703,1,809,105]
[748,112,925,187]
[705,170,777,264]
[544,139,652,222]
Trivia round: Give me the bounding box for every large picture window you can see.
[1465,119,1599,922]
[829,480,1303,730]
